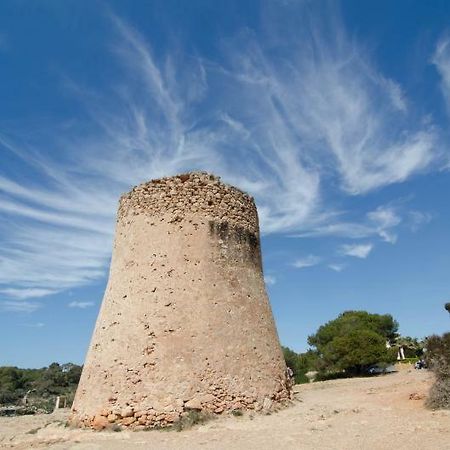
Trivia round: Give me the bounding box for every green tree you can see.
[308,311,398,375]
[282,347,318,384]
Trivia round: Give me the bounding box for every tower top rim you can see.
[118,171,259,233]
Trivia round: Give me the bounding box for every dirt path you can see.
[1,368,449,449]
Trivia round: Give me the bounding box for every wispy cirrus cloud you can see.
[340,243,373,259]
[0,301,41,313]
[408,210,433,232]
[433,35,450,114]
[432,34,450,168]
[68,301,95,309]
[328,263,346,272]
[22,322,45,328]
[264,275,277,286]
[0,288,59,300]
[294,205,403,243]
[219,5,440,198]
[0,4,442,308]
[293,255,321,269]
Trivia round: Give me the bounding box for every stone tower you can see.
[71,172,290,429]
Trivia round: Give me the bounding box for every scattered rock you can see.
[121,416,136,426]
[409,392,425,400]
[121,407,134,417]
[92,415,109,430]
[185,398,203,410]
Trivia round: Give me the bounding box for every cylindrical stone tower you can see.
[71,172,291,429]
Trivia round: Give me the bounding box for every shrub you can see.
[426,333,450,409]
[173,410,213,431]
[314,371,349,382]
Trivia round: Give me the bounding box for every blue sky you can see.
[1,0,449,368]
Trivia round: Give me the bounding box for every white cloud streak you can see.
[294,204,402,243]
[22,322,45,328]
[433,35,450,114]
[432,34,450,168]
[264,275,277,286]
[293,255,321,269]
[340,243,373,259]
[328,263,346,272]
[0,301,41,313]
[68,301,95,309]
[0,288,59,300]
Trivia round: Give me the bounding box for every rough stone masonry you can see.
[70,172,291,430]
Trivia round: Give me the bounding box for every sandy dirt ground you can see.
[1,368,449,450]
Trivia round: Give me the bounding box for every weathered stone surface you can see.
[185,399,202,410]
[121,416,136,426]
[137,416,147,425]
[70,172,291,429]
[92,415,108,430]
[121,407,134,418]
[263,398,273,410]
[199,394,216,404]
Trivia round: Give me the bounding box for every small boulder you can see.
[409,392,425,400]
[107,413,117,423]
[165,412,180,422]
[262,398,273,410]
[121,407,134,417]
[92,415,109,431]
[185,398,202,410]
[138,416,147,425]
[122,416,136,426]
[199,393,215,404]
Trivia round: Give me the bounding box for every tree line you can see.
[0,362,82,412]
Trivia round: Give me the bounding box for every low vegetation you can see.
[0,363,82,414]
[426,332,450,409]
[173,410,214,431]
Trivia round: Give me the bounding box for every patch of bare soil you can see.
[1,368,448,449]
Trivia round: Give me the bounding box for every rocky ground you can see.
[0,368,448,449]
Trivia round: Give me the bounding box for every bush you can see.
[426,333,450,409]
[314,371,349,382]
[0,390,20,404]
[173,410,213,431]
